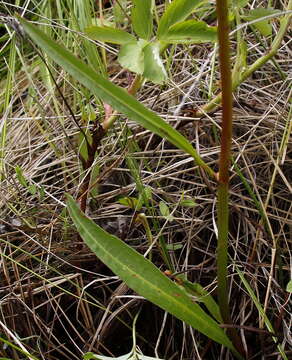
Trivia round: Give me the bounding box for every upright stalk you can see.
[216,0,244,355]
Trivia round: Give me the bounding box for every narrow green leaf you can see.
[85,25,136,44]
[118,196,141,209]
[165,243,183,250]
[0,337,40,360]
[131,0,153,40]
[157,0,204,39]
[162,20,217,43]
[83,353,97,360]
[18,18,213,176]
[89,163,100,197]
[252,20,271,37]
[286,279,292,293]
[179,199,196,207]
[118,39,146,74]
[245,8,281,37]
[142,42,167,84]
[15,165,28,187]
[67,195,236,351]
[78,129,90,161]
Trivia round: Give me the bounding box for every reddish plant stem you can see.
[79,123,106,212]
[216,0,245,356]
[78,75,142,213]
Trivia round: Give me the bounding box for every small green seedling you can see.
[15,165,39,196]
[85,0,217,83]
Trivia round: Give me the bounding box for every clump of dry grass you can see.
[0,1,291,359]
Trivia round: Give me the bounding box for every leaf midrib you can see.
[69,198,227,342]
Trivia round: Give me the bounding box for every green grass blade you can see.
[66,195,237,352]
[0,337,40,360]
[18,17,214,177]
[74,1,106,75]
[236,267,288,360]
[0,35,17,178]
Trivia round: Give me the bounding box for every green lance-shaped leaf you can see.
[131,0,153,40]
[18,17,214,177]
[162,20,217,44]
[157,0,205,39]
[85,25,136,44]
[66,195,236,351]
